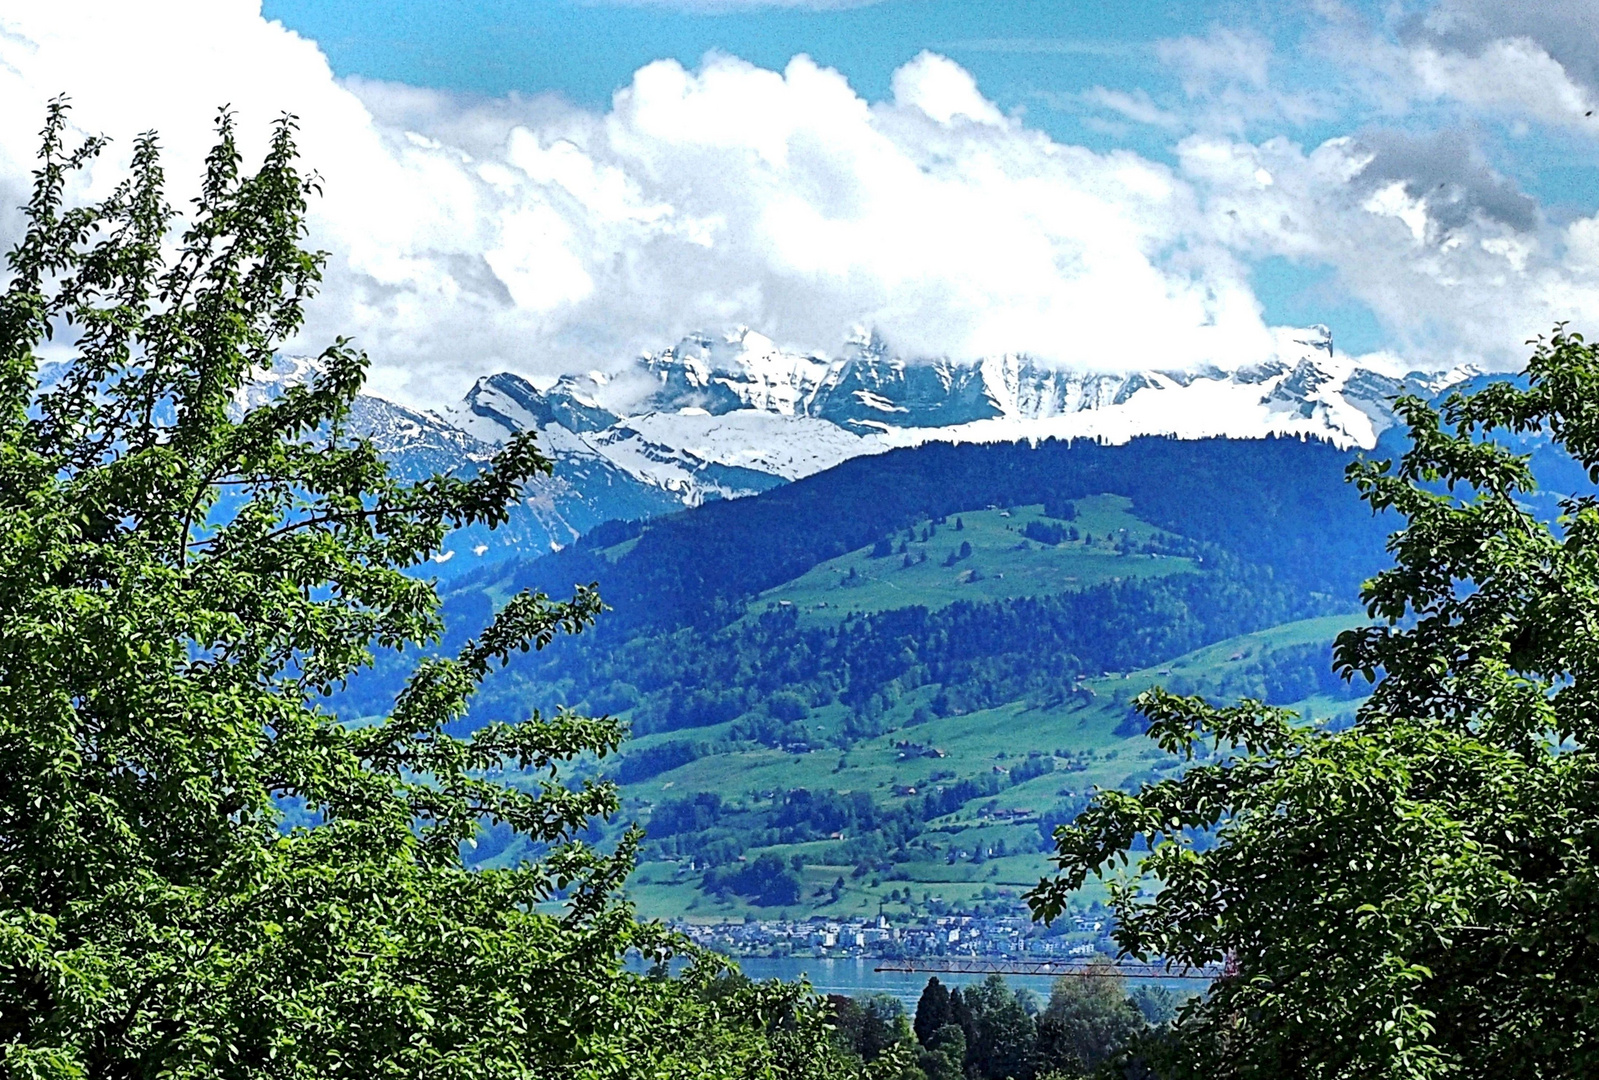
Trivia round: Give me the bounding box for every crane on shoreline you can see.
[873,957,1223,980]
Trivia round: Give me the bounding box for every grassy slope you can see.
[471,493,1368,922]
[746,497,1195,626]
[616,609,1369,923]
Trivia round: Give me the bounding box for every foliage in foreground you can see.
[1030,328,1599,1078]
[833,969,1168,1080]
[0,103,861,1079]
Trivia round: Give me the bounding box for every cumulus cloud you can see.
[3,0,1599,405]
[1353,129,1538,234]
[1404,36,1598,127]
[0,5,1283,399]
[1176,129,1599,367]
[1382,0,1599,127]
[1404,0,1599,91]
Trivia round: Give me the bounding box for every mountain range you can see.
[321,337,1552,926]
[323,326,1470,567]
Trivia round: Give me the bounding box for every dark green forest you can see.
[312,430,1405,919]
[824,968,1183,1080]
[457,434,1392,635]
[439,552,1336,743]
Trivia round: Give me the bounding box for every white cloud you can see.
[1405,37,1597,128]
[890,52,1006,127]
[3,0,1599,406]
[1309,2,1599,131]
[1153,27,1330,131]
[1080,87,1183,131]
[1403,0,1599,100]
[1158,28,1272,94]
[0,3,1284,400]
[1174,130,1599,368]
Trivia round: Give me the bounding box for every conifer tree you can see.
[914,977,952,1046]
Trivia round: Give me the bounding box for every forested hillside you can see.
[451,435,1391,635]
[330,434,1403,923]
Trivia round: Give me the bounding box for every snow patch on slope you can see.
[622,409,879,480]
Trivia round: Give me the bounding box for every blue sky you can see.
[257,0,1599,359]
[257,1,1227,121]
[5,1,1599,398]
[257,1,1373,188]
[259,0,1598,203]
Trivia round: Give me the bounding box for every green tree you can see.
[0,103,850,1080]
[914,977,952,1047]
[831,994,912,1065]
[1031,960,1144,1078]
[918,1024,966,1080]
[962,974,1036,1080]
[1028,327,1599,1078]
[769,690,811,723]
[946,988,975,1067]
[1129,985,1180,1027]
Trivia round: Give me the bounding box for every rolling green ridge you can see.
[433,451,1382,921]
[442,435,1390,637]
[333,435,1395,924]
[746,496,1197,626]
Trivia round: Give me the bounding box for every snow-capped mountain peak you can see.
[641,327,836,417]
[251,326,1469,566]
[438,324,1466,510]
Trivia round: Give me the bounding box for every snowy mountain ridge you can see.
[445,324,1467,503]
[260,325,1470,563]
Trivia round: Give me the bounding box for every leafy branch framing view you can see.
[1028,331,1599,1077]
[5,96,1599,1080]
[0,103,864,1080]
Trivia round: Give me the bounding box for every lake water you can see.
[726,956,1063,1009]
[629,953,1206,1010]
